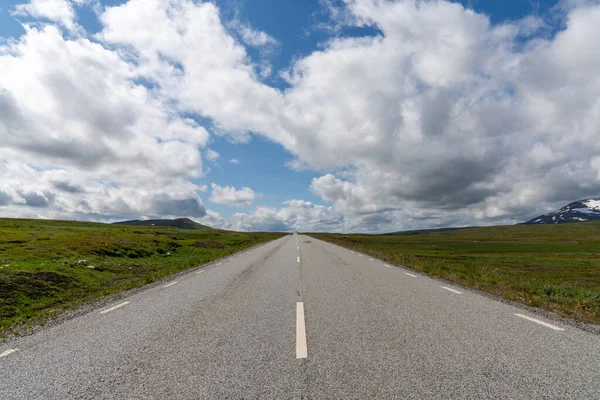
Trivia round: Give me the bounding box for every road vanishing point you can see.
[1,234,599,399]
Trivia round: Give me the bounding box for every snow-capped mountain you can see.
[523,198,600,224]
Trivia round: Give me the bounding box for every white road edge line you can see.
[441,286,463,294]
[0,349,18,358]
[296,302,308,359]
[297,256,301,263]
[163,281,179,288]
[384,264,392,268]
[368,258,375,262]
[100,301,130,314]
[514,313,564,331]
[196,270,205,275]
[216,262,222,266]
[405,272,417,277]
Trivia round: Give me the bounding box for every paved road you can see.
[2,233,599,399]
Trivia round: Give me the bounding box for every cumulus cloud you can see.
[228,17,279,78]
[0,159,208,220]
[227,200,344,232]
[209,183,256,206]
[12,0,79,32]
[94,0,600,229]
[199,209,226,229]
[19,190,51,208]
[0,16,209,221]
[97,0,285,142]
[225,199,487,233]
[229,159,240,164]
[2,0,600,232]
[53,180,85,193]
[270,0,600,229]
[0,190,12,206]
[151,195,206,218]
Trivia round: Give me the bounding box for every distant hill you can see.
[113,218,214,230]
[523,198,600,224]
[384,227,469,236]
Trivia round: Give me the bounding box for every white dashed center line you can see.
[0,349,18,358]
[384,264,392,268]
[196,270,205,275]
[297,256,301,263]
[163,281,179,288]
[100,301,130,314]
[368,258,375,262]
[514,314,564,331]
[405,272,417,277]
[216,262,222,266]
[296,302,308,359]
[441,286,462,294]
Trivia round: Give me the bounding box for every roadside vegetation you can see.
[311,222,600,325]
[0,218,285,338]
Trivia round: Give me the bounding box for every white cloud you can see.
[229,159,240,164]
[209,183,256,206]
[0,159,208,220]
[199,208,226,229]
[228,18,278,78]
[227,200,343,232]
[3,0,600,231]
[13,0,79,32]
[285,159,309,172]
[97,0,286,142]
[0,23,208,220]
[224,0,600,230]
[205,149,219,162]
[270,0,600,227]
[235,23,277,48]
[224,199,441,233]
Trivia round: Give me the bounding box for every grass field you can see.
[0,218,285,337]
[311,222,600,325]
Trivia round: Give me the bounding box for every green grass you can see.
[0,218,285,336]
[310,222,600,325]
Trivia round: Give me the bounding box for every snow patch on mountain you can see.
[523,197,600,224]
[583,199,600,210]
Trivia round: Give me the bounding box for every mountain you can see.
[113,218,214,230]
[523,198,600,224]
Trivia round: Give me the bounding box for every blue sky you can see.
[1,0,598,232]
[205,135,323,215]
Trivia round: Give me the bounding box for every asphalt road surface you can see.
[2,234,599,399]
